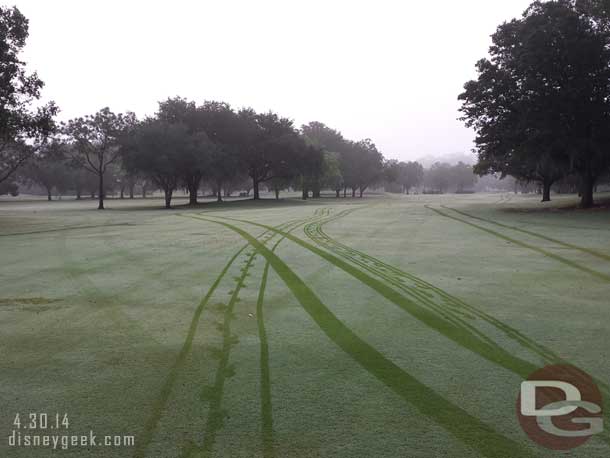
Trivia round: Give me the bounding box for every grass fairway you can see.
[1,193,609,457]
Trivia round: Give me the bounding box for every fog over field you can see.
[1,1,610,457]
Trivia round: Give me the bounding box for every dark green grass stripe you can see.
[443,205,610,262]
[426,206,610,282]
[257,259,275,458]
[197,215,539,379]
[196,216,536,458]
[0,222,136,237]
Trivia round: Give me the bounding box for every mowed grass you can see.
[0,192,609,458]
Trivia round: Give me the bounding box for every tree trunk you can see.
[359,187,364,198]
[188,182,198,205]
[98,172,104,210]
[312,180,321,198]
[336,189,340,198]
[253,176,260,200]
[541,178,552,202]
[580,173,595,208]
[275,188,279,200]
[76,188,81,200]
[120,187,125,199]
[343,187,347,198]
[46,188,52,201]
[129,184,134,199]
[217,180,223,202]
[302,187,308,200]
[406,186,410,195]
[164,188,173,209]
[142,186,147,198]
[351,187,356,197]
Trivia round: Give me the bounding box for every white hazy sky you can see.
[14,0,533,161]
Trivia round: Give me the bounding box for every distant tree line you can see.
[461,0,610,207]
[3,3,610,208]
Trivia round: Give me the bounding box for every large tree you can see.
[121,120,199,209]
[157,97,216,204]
[302,122,349,197]
[64,108,136,209]
[236,109,298,199]
[460,0,610,206]
[0,6,57,185]
[352,139,384,197]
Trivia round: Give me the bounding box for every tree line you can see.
[3,3,610,209]
[460,0,610,207]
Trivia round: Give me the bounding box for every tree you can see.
[157,97,219,205]
[236,109,298,200]
[0,6,57,185]
[297,143,324,200]
[452,161,477,193]
[460,0,610,206]
[64,108,136,209]
[197,101,243,202]
[399,161,424,194]
[425,162,452,194]
[122,120,201,209]
[352,139,384,197]
[321,151,343,197]
[0,180,17,196]
[21,141,70,200]
[302,122,349,197]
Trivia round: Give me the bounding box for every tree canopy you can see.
[0,6,57,185]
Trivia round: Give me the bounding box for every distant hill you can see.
[416,152,476,168]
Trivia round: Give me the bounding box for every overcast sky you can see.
[14,0,533,162]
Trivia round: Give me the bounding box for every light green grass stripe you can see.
[195,216,536,458]
[192,249,259,458]
[135,216,307,458]
[426,206,610,282]
[134,245,247,458]
[443,205,610,262]
[179,214,327,458]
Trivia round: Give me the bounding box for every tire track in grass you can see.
[194,216,537,458]
[204,214,540,379]
[307,207,610,405]
[254,220,314,458]
[426,206,610,282]
[306,210,564,369]
[133,245,247,458]
[136,212,325,458]
[182,213,327,458]
[305,212,505,353]
[443,205,610,262]
[135,221,290,458]
[211,212,610,450]
[256,260,274,458]
[190,248,259,458]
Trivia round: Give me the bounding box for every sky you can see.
[14,0,534,162]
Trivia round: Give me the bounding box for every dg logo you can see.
[516,365,604,450]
